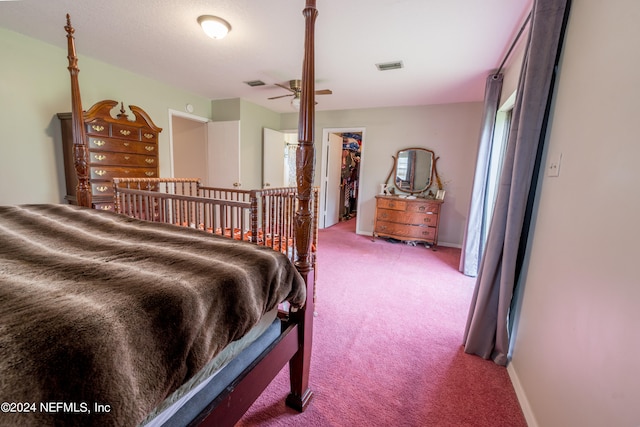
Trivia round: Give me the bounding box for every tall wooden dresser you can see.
[373,195,443,247]
[58,100,162,211]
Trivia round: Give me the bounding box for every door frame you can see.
[320,127,366,231]
[167,109,209,178]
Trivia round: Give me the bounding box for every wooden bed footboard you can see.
[112,178,318,268]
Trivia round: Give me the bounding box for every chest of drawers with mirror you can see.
[373,147,444,247]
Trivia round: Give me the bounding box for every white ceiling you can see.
[0,0,532,113]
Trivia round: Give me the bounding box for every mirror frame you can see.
[385,147,441,195]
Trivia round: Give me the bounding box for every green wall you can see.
[0,27,211,204]
[0,27,483,247]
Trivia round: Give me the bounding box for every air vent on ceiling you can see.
[375,61,404,71]
[244,80,266,87]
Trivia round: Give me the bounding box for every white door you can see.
[323,132,343,228]
[207,120,241,188]
[262,128,285,188]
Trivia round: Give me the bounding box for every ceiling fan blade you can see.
[268,94,295,100]
[275,83,295,93]
[315,89,332,95]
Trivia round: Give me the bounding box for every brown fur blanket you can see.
[0,204,305,427]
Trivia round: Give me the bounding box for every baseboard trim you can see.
[507,361,538,427]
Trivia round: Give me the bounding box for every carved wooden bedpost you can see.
[286,0,317,412]
[65,15,91,208]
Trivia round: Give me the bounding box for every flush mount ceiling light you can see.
[197,15,231,39]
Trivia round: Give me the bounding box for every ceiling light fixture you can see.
[197,15,231,40]
[290,95,301,111]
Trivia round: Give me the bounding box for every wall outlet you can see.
[547,153,562,177]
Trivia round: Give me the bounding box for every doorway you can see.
[319,128,365,230]
[168,109,209,179]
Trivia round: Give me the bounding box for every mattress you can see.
[141,308,280,426]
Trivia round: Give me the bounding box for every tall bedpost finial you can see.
[288,0,317,413]
[65,14,92,208]
[295,0,317,277]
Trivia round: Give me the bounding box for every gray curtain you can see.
[459,74,503,277]
[463,0,571,365]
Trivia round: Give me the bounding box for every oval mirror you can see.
[393,148,434,193]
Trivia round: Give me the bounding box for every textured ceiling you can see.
[0,0,532,113]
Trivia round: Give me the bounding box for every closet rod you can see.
[495,10,532,77]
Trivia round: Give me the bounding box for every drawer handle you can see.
[145,146,155,152]
[96,186,109,193]
[123,142,130,146]
[144,133,154,139]
[145,158,155,164]
[124,156,130,160]
[92,125,104,132]
[95,170,106,176]
[388,203,395,208]
[418,206,435,214]
[145,171,155,177]
[100,205,112,210]
[381,213,388,219]
[423,218,432,223]
[120,129,131,136]
[94,154,106,161]
[93,140,106,147]
[379,225,387,230]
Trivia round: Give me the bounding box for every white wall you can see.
[281,103,483,247]
[239,100,281,190]
[509,1,640,426]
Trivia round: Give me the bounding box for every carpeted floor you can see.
[237,218,527,427]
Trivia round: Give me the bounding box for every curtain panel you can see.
[463,0,572,365]
[459,74,504,277]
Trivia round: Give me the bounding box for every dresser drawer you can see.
[112,123,140,141]
[91,182,114,197]
[376,209,438,226]
[141,131,158,143]
[376,198,407,211]
[85,120,109,136]
[90,166,157,180]
[92,202,115,212]
[88,137,158,155]
[89,151,157,167]
[375,221,436,241]
[406,202,440,215]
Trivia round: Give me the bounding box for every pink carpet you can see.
[238,218,526,427]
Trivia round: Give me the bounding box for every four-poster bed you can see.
[0,1,320,426]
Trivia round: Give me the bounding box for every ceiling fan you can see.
[268,80,332,103]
